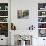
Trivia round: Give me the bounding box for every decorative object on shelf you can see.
[38,3,46,10]
[0,6,1,10]
[38,17,43,22]
[0,3,8,10]
[42,12,45,15]
[40,8,44,10]
[0,23,8,37]
[39,29,46,37]
[0,11,8,16]
[29,25,35,30]
[0,17,8,22]
[38,17,46,22]
[38,11,46,16]
[0,23,8,30]
[11,23,16,30]
[17,10,29,19]
[38,23,46,28]
[5,6,8,10]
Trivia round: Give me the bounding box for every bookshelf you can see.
[0,3,8,37]
[38,3,46,37]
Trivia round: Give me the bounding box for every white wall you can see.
[11,0,38,45]
[11,0,46,46]
[11,0,38,30]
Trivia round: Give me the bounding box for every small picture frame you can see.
[17,10,29,19]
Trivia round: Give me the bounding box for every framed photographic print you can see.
[17,10,29,19]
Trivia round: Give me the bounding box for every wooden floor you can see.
[0,45,8,46]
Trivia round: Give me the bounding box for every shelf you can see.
[38,10,46,11]
[0,10,8,11]
[38,3,46,37]
[38,28,46,29]
[38,16,46,17]
[0,3,8,37]
[38,22,46,23]
[0,22,8,23]
[0,16,8,17]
